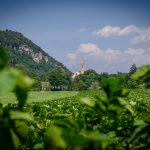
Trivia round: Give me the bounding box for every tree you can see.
[71,76,87,90]
[129,64,137,76]
[128,64,138,88]
[48,66,71,90]
[72,69,100,90]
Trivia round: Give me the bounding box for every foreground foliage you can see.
[0,46,150,149]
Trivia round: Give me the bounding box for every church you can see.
[72,60,85,79]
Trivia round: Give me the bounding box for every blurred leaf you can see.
[86,132,113,149]
[13,120,29,139]
[118,98,128,105]
[96,101,107,112]
[124,104,135,116]
[9,68,33,90]
[128,122,148,143]
[0,68,33,109]
[10,129,20,149]
[33,143,44,149]
[133,120,146,126]
[10,111,33,121]
[101,77,122,93]
[121,89,129,97]
[106,131,116,138]
[45,125,67,149]
[87,132,112,142]
[61,128,88,149]
[131,65,150,83]
[108,104,121,113]
[0,46,9,70]
[15,87,28,110]
[101,77,126,100]
[96,95,107,103]
[80,97,95,107]
[0,69,16,94]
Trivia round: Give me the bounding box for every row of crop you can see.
[2,88,150,149]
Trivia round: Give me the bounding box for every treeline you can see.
[26,64,149,91]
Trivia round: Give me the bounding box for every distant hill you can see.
[0,29,70,76]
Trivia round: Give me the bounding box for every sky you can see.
[0,0,150,73]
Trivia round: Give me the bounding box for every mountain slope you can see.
[0,30,70,75]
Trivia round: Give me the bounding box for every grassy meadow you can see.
[0,89,150,105]
[0,91,78,104]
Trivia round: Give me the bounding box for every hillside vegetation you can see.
[0,30,70,75]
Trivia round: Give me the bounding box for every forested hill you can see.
[0,29,70,75]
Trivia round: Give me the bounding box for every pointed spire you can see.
[80,59,85,74]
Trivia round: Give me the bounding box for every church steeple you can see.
[80,59,85,74]
[72,60,85,79]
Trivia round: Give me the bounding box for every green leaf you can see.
[87,132,112,149]
[128,122,148,143]
[124,104,135,116]
[101,77,122,92]
[0,68,33,108]
[10,111,33,121]
[0,67,33,96]
[15,87,28,110]
[133,120,146,126]
[101,77,125,99]
[80,97,95,107]
[9,68,33,91]
[121,89,129,97]
[118,97,128,105]
[33,143,44,149]
[0,69,16,94]
[10,129,20,149]
[87,132,112,142]
[45,125,67,149]
[131,65,150,82]
[0,46,9,70]
[13,120,30,139]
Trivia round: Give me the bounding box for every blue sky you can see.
[0,0,150,73]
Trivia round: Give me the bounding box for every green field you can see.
[1,89,150,106]
[1,89,150,149]
[0,91,78,104]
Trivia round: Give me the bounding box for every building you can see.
[72,60,85,79]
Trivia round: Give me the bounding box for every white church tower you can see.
[80,60,85,74]
[72,60,85,79]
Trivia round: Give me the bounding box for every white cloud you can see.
[131,27,150,43]
[67,53,77,61]
[77,43,101,55]
[93,25,121,37]
[125,48,145,55]
[103,48,121,63]
[93,25,139,37]
[94,25,150,44]
[119,25,139,36]
[66,42,150,73]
